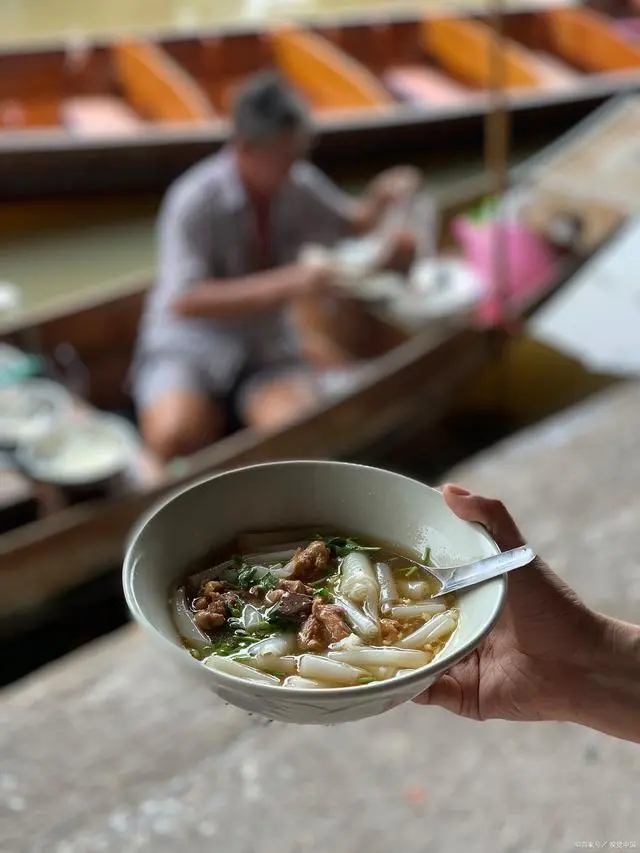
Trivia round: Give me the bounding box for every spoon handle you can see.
[433,545,536,596]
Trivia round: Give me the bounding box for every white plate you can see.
[16,411,139,486]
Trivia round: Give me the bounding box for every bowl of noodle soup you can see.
[123,461,506,725]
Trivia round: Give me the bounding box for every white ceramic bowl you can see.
[16,411,139,489]
[123,461,506,726]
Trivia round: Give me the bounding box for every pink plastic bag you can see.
[452,215,558,324]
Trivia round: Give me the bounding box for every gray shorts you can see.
[131,355,369,423]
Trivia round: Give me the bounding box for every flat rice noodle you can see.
[245,549,299,563]
[171,587,211,649]
[298,654,368,685]
[368,665,397,680]
[339,552,379,616]
[245,634,298,658]
[390,602,446,620]
[204,655,280,685]
[396,578,434,600]
[329,633,364,651]
[247,655,298,675]
[400,611,457,649]
[284,676,326,689]
[328,646,430,669]
[334,594,379,640]
[376,562,398,613]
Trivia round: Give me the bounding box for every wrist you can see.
[563,615,640,742]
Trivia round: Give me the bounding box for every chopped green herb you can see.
[188,631,254,659]
[320,536,379,559]
[227,562,279,592]
[422,546,432,565]
[357,676,375,684]
[403,565,419,577]
[313,587,331,599]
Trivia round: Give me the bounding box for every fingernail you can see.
[444,483,470,496]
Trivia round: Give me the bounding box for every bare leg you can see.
[241,373,317,431]
[139,390,225,462]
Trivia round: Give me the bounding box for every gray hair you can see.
[232,72,310,145]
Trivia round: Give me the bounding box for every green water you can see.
[0,0,546,44]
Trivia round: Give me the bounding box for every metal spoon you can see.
[424,545,536,597]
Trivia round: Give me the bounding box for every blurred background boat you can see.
[1,3,640,199]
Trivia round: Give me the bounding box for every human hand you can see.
[414,484,605,724]
[291,256,337,297]
[369,166,422,207]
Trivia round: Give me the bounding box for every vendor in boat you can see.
[132,71,421,462]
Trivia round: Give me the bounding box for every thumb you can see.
[442,484,526,552]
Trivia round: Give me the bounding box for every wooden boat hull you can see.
[2,4,640,199]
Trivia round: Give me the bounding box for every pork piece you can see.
[264,588,284,606]
[193,584,241,633]
[288,541,332,583]
[297,615,325,652]
[313,599,351,644]
[380,618,402,646]
[277,579,315,597]
[276,592,314,619]
[298,597,350,651]
[194,609,226,631]
[264,586,313,620]
[202,580,229,596]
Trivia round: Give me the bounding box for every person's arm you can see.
[293,162,423,242]
[350,166,424,235]
[172,264,321,319]
[569,616,640,743]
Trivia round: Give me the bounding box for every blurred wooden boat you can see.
[2,3,640,199]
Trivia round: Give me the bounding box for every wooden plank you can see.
[421,17,543,90]
[111,39,215,124]
[268,26,393,110]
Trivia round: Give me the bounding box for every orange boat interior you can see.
[0,6,639,136]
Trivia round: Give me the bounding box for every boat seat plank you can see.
[267,26,393,111]
[61,96,143,136]
[421,17,543,90]
[541,8,640,72]
[111,39,215,124]
[382,65,472,106]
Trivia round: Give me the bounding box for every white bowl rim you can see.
[123,460,507,698]
[16,410,139,485]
